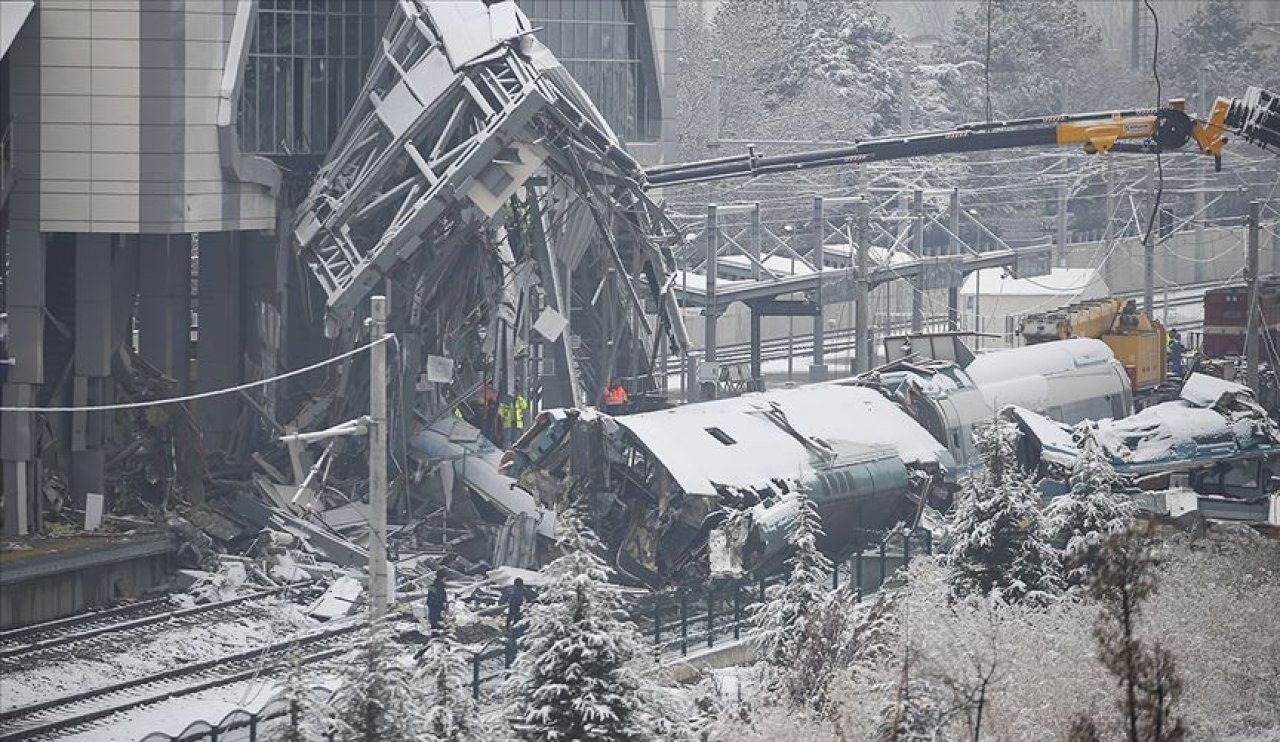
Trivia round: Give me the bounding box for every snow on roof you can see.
[720,254,817,276]
[824,242,917,267]
[615,384,950,496]
[1093,401,1260,464]
[966,338,1116,384]
[671,270,745,293]
[1007,405,1076,451]
[1179,373,1254,407]
[960,267,1103,297]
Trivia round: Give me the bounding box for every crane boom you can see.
[645,88,1279,188]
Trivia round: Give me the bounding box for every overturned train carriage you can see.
[503,384,956,585]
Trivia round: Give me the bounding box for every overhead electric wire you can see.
[0,335,396,413]
[1140,0,1165,254]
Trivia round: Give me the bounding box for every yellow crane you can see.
[1019,298,1167,392]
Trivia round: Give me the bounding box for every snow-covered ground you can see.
[62,679,283,742]
[0,598,317,712]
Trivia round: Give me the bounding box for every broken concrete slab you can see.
[308,575,363,620]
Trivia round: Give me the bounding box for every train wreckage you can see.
[494,338,1280,585]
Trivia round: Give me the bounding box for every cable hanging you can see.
[0,335,396,414]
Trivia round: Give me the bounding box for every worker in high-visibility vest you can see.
[604,382,628,415]
[498,391,528,445]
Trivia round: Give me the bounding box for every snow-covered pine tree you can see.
[325,615,427,742]
[945,417,1063,605]
[753,491,832,685]
[806,0,919,136]
[417,632,488,742]
[1044,428,1135,586]
[934,0,1101,121]
[505,508,680,741]
[272,649,329,742]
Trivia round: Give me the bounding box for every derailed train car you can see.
[502,339,1153,584]
[857,337,1133,469]
[502,384,954,585]
[1004,373,1280,497]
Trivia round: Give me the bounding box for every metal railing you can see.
[136,527,933,739]
[470,527,933,699]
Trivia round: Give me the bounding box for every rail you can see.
[0,623,360,741]
[116,528,933,741]
[0,587,290,661]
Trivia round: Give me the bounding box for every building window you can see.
[238,0,384,158]
[519,0,659,142]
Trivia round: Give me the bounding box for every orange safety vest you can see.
[604,385,628,406]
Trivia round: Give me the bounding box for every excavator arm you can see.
[645,87,1279,188]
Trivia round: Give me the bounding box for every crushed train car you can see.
[502,384,956,585]
[852,336,1134,468]
[500,337,1159,584]
[1004,373,1280,498]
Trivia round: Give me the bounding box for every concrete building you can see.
[0,0,677,536]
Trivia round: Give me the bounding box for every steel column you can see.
[809,196,827,381]
[911,189,924,332]
[703,204,719,400]
[854,199,872,373]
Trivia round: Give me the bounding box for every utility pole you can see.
[749,203,763,390]
[368,296,389,618]
[911,189,924,333]
[1246,201,1261,392]
[1130,0,1142,70]
[854,199,872,373]
[703,204,719,400]
[901,67,913,130]
[708,58,723,153]
[810,196,827,381]
[1057,183,1069,267]
[948,188,960,330]
[1143,159,1156,317]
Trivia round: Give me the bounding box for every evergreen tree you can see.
[1084,530,1186,742]
[1168,0,1280,106]
[752,491,832,681]
[418,633,488,742]
[1044,429,1135,586]
[273,649,329,742]
[807,0,919,135]
[506,510,677,741]
[945,417,1062,605]
[712,0,809,112]
[934,0,1102,121]
[326,616,428,742]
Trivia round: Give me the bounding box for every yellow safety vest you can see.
[499,396,528,428]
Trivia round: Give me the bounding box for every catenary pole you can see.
[369,295,389,618]
[1245,202,1261,393]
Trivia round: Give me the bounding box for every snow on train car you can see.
[964,338,1133,424]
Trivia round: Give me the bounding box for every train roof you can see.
[965,338,1117,383]
[614,384,953,497]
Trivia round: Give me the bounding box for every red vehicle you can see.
[1202,277,1280,358]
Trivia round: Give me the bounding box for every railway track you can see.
[0,622,360,742]
[0,587,289,663]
